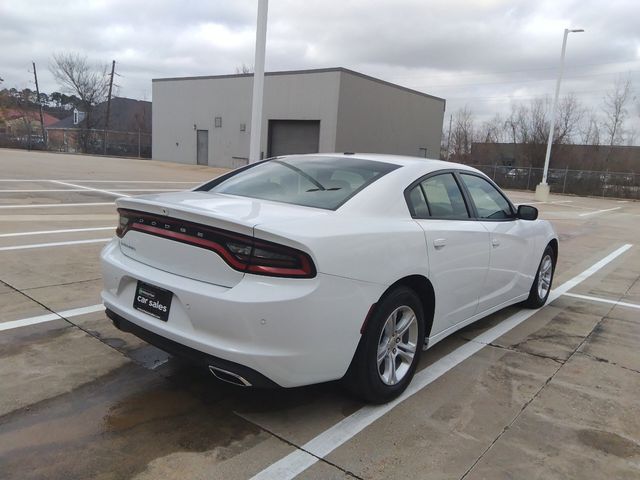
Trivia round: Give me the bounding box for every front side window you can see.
[200,156,400,210]
[409,173,469,219]
[460,173,514,220]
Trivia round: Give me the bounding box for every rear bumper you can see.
[100,239,385,388]
[106,309,278,388]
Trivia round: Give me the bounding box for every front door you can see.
[458,172,531,311]
[196,130,208,165]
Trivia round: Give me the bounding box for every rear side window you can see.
[200,156,400,210]
[410,173,469,219]
[408,185,430,217]
[460,174,514,220]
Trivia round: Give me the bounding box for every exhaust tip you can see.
[209,366,252,387]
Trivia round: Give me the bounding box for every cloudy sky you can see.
[2,0,639,137]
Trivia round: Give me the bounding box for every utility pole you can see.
[104,60,115,155]
[32,62,46,148]
[249,0,268,163]
[445,113,452,161]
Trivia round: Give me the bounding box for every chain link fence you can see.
[472,164,639,200]
[47,128,151,158]
[0,128,151,158]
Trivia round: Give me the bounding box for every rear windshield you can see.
[198,156,400,210]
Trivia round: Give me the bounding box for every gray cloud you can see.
[1,0,638,135]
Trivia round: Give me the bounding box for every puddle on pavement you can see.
[0,362,262,480]
[0,322,71,358]
[577,428,640,458]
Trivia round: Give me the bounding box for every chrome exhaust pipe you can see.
[208,366,252,387]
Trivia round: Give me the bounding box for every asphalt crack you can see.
[0,276,135,365]
[242,420,365,480]
[458,278,638,480]
[467,338,565,365]
[576,351,640,375]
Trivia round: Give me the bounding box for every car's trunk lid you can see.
[115,192,327,287]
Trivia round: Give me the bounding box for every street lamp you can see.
[249,0,269,164]
[534,28,584,201]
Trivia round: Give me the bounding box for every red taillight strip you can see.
[118,209,316,278]
[130,223,247,270]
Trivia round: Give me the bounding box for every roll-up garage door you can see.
[267,120,320,158]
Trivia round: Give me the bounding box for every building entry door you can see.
[196,130,209,165]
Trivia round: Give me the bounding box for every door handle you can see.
[433,238,447,249]
[491,238,500,248]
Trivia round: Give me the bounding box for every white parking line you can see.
[0,304,104,332]
[0,189,90,193]
[0,188,182,193]
[0,227,114,238]
[0,179,199,183]
[59,180,200,184]
[579,207,622,217]
[50,180,131,198]
[0,238,111,251]
[563,292,640,310]
[250,243,633,480]
[108,189,183,192]
[0,202,113,209]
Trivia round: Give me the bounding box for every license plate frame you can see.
[133,281,173,322]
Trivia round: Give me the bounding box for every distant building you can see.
[471,142,640,172]
[46,97,152,156]
[47,97,151,133]
[0,109,59,136]
[152,67,446,168]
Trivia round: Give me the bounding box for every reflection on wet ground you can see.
[0,362,263,479]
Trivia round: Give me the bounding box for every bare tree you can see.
[49,52,109,152]
[580,110,601,146]
[449,106,474,163]
[478,114,505,143]
[602,75,633,146]
[555,94,584,144]
[235,63,253,74]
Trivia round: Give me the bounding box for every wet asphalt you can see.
[0,149,639,479]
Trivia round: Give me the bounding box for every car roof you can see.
[276,152,481,175]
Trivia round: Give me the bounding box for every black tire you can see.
[523,245,556,309]
[343,286,425,404]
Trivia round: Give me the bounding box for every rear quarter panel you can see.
[254,215,429,287]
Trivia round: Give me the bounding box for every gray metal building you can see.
[152,68,446,168]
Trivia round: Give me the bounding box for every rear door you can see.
[458,172,532,311]
[407,172,491,332]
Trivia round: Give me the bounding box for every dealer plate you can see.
[133,281,173,322]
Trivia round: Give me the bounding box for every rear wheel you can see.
[523,245,555,308]
[343,287,425,404]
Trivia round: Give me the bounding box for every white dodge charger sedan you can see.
[101,153,557,403]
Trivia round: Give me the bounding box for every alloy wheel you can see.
[376,306,419,385]
[537,254,553,299]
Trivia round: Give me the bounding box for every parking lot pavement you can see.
[0,149,638,479]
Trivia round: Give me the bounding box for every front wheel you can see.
[343,287,425,404]
[523,245,555,308]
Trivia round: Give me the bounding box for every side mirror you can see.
[517,205,538,221]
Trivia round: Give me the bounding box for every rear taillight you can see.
[117,209,316,278]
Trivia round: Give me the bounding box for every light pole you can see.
[249,0,269,163]
[534,28,584,201]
